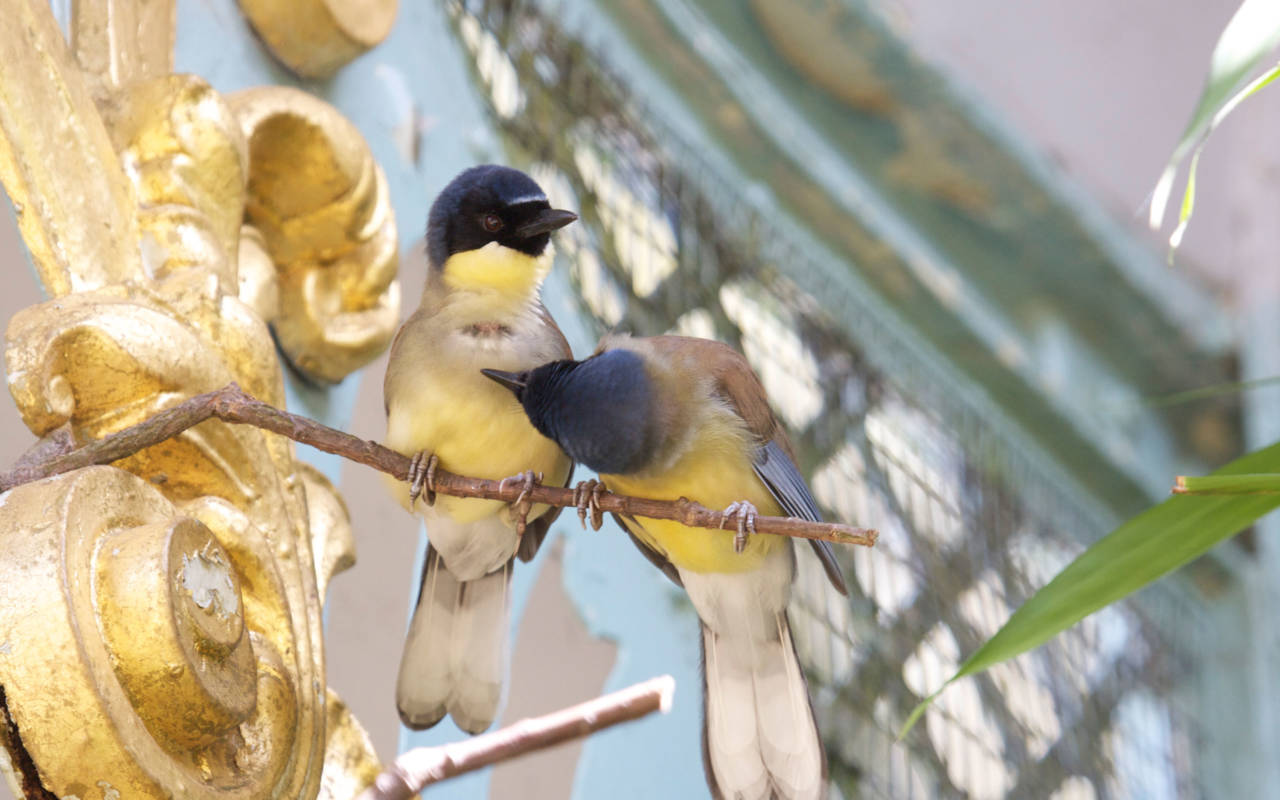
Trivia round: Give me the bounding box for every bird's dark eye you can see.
[482,213,504,233]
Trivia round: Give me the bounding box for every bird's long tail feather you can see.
[701,613,825,800]
[396,545,510,733]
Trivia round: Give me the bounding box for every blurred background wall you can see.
[3,0,1278,798]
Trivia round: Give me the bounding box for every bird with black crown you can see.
[382,164,578,734]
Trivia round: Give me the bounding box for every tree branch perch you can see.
[357,675,674,800]
[0,383,878,548]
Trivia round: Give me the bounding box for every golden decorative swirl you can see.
[236,0,399,79]
[71,0,174,102]
[301,462,358,598]
[0,0,143,296]
[318,690,384,800]
[0,0,388,795]
[104,73,249,293]
[231,87,400,384]
[0,467,309,797]
[1,290,338,796]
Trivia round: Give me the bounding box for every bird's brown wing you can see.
[517,304,576,563]
[645,336,848,595]
[536,301,573,360]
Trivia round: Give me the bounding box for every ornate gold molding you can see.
[237,0,399,79]
[0,468,293,796]
[0,0,142,296]
[71,0,175,101]
[0,0,395,796]
[232,87,400,385]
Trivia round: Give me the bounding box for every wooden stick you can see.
[1172,473,1280,495]
[0,383,878,548]
[357,675,675,800]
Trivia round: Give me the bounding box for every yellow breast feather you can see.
[604,415,784,574]
[385,359,570,524]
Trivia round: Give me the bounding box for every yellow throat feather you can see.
[441,241,551,302]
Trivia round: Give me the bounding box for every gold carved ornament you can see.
[237,0,399,79]
[0,0,398,797]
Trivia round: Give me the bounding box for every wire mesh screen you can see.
[444,1,1210,796]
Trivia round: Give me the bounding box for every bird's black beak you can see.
[513,208,578,239]
[481,368,528,394]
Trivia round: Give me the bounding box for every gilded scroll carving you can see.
[71,0,175,102]
[0,0,392,795]
[231,87,400,384]
[104,73,248,290]
[0,0,142,296]
[0,467,308,797]
[236,0,398,79]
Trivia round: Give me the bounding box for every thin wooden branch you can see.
[357,675,675,800]
[0,383,878,548]
[1172,473,1280,495]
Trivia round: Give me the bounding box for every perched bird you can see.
[483,334,848,800]
[383,165,577,733]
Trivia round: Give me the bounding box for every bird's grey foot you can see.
[572,479,606,531]
[407,451,439,509]
[499,470,542,536]
[499,469,543,508]
[720,500,759,554]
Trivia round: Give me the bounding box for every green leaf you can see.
[900,440,1280,738]
[1149,0,1280,229]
